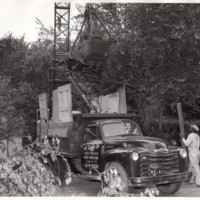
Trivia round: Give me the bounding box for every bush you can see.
[0,147,55,196]
[98,167,159,197]
[0,136,72,196]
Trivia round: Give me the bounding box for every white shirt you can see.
[182,132,200,152]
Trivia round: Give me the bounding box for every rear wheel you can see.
[57,156,66,183]
[157,182,182,194]
[105,162,129,193]
[52,157,60,177]
[51,156,66,184]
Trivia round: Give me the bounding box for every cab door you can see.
[81,124,103,172]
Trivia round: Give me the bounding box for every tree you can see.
[124,4,200,126]
[2,3,200,141]
[0,33,28,86]
[0,21,53,140]
[80,4,200,132]
[0,76,24,157]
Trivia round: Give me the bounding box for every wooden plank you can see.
[48,122,71,129]
[117,85,127,113]
[99,92,119,113]
[58,84,72,122]
[39,122,71,138]
[81,113,136,118]
[177,102,185,148]
[38,93,48,120]
[48,128,69,138]
[39,122,48,138]
[96,86,127,114]
[53,88,59,123]
[40,122,48,128]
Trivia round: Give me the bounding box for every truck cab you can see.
[81,118,142,171]
[80,117,191,194]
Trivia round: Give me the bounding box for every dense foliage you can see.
[0,29,51,139]
[92,4,200,114]
[76,4,200,134]
[0,136,72,196]
[0,147,55,196]
[1,3,200,143]
[0,77,24,156]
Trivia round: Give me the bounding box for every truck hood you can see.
[104,135,169,154]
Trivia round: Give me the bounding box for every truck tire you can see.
[57,156,66,183]
[51,156,67,184]
[52,158,60,177]
[105,162,129,193]
[157,182,182,194]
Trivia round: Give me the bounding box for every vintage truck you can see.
[37,111,191,194]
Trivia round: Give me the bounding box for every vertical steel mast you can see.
[49,2,70,114]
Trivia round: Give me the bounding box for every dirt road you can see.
[56,177,200,197]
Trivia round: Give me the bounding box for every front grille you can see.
[140,152,179,177]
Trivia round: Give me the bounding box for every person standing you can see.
[182,124,200,186]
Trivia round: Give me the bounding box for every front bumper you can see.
[129,171,192,187]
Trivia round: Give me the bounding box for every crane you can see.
[49,3,134,115]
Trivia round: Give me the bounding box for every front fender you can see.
[168,146,189,172]
[103,147,148,177]
[103,149,132,176]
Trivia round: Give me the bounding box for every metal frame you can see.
[50,2,70,92]
[49,2,70,115]
[49,3,126,114]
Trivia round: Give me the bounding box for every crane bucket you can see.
[77,33,111,64]
[71,5,112,65]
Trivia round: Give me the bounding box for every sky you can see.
[0,0,199,42]
[0,0,125,42]
[0,0,81,42]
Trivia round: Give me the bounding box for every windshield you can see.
[102,121,142,138]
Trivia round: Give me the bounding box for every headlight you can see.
[131,152,139,161]
[180,149,187,158]
[122,142,127,148]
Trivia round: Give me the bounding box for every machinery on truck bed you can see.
[36,3,191,194]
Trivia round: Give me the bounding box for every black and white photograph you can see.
[0,0,200,197]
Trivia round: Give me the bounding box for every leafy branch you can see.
[90,167,159,197]
[0,136,72,196]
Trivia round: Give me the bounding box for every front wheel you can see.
[157,182,182,194]
[105,162,129,193]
